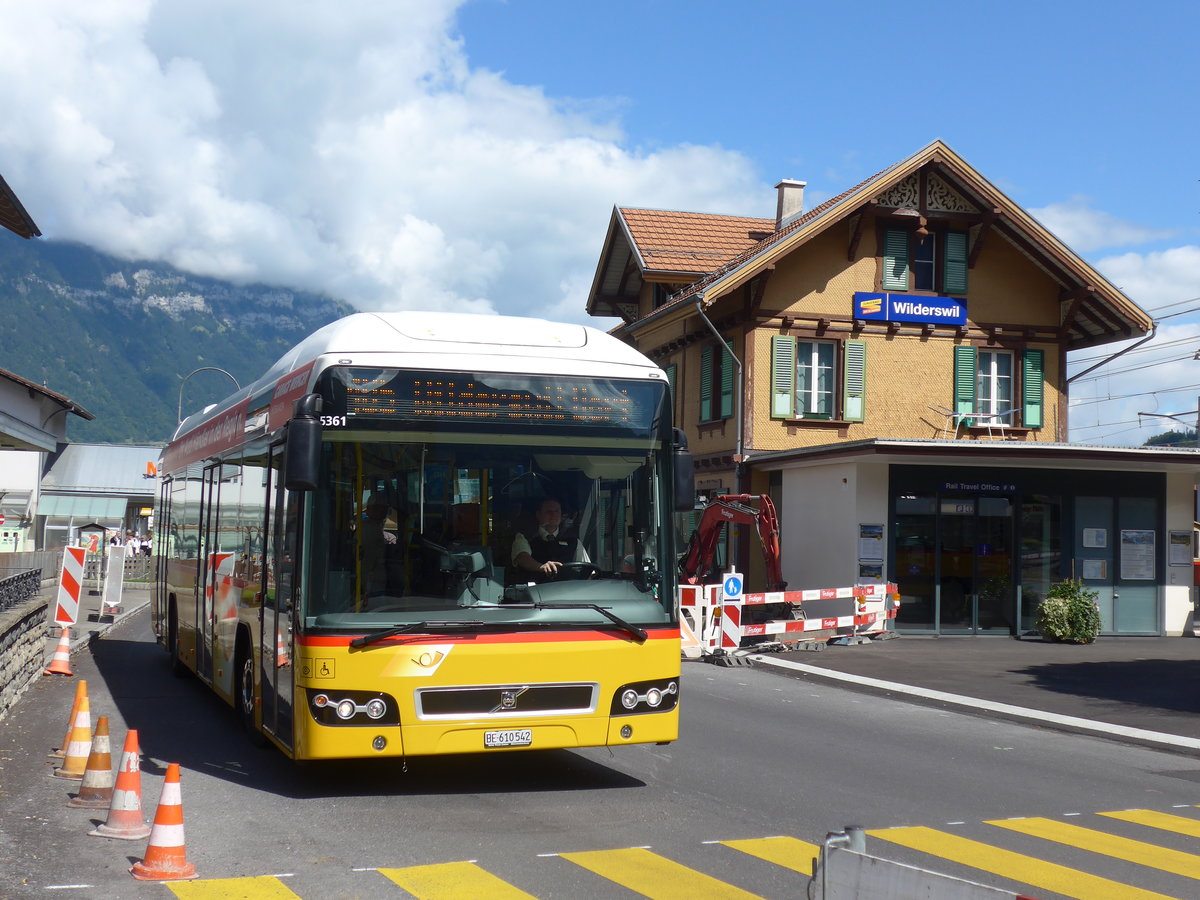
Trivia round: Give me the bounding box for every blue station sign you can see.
[853,292,967,326]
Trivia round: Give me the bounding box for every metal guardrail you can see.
[0,568,41,614]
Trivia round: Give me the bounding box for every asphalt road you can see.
[3,613,1200,898]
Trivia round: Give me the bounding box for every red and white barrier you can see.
[678,573,900,658]
[54,547,86,626]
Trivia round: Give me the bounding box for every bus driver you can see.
[511,497,590,581]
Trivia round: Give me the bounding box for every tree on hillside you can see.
[1143,429,1197,448]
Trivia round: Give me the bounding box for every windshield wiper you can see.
[497,602,648,644]
[350,621,485,649]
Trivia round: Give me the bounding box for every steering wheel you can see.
[548,562,599,581]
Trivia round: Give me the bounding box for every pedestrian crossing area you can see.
[159,805,1200,899]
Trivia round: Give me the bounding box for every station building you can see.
[587,140,1199,636]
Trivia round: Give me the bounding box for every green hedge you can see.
[1035,580,1101,643]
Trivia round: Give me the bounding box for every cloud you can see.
[1029,196,1174,254]
[0,1,764,323]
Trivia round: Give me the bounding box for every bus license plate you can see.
[484,728,532,748]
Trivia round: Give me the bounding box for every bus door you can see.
[196,463,222,683]
[257,443,294,749]
[154,476,171,637]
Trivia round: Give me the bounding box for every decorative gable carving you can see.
[877,175,919,210]
[876,172,976,213]
[926,174,975,213]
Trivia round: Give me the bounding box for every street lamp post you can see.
[177,367,241,424]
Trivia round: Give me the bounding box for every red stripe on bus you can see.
[297,627,680,647]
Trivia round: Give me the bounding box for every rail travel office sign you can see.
[853,292,967,326]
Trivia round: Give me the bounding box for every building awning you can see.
[39,494,128,520]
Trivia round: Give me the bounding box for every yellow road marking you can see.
[870,825,1175,900]
[1102,809,1200,839]
[989,816,1200,880]
[166,876,302,899]
[560,847,764,899]
[378,861,538,899]
[720,836,821,875]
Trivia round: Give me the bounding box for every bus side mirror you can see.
[672,427,694,512]
[284,393,323,491]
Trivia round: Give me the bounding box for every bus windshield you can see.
[304,369,674,633]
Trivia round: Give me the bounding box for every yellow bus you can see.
[153,311,691,761]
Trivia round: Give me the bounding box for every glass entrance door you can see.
[938,495,1015,634]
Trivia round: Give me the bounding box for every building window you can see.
[953,346,1044,429]
[882,227,969,295]
[771,336,866,422]
[976,350,1013,423]
[796,340,836,418]
[699,340,734,423]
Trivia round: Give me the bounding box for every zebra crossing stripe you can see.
[163,875,301,898]
[559,847,764,899]
[378,861,537,899]
[1100,808,1200,839]
[988,816,1200,880]
[719,836,821,875]
[870,825,1175,900]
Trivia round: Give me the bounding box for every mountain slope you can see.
[0,238,353,443]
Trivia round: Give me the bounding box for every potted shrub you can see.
[1035,579,1101,644]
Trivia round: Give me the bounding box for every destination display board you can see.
[322,368,664,435]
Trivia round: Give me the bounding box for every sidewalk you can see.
[753,633,1200,750]
[44,579,151,651]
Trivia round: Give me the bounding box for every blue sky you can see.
[0,1,1196,444]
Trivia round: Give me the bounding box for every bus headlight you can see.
[307,689,400,726]
[610,677,680,716]
[365,698,387,719]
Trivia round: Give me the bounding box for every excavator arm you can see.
[679,493,785,591]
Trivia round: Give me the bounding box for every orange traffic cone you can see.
[90,729,151,841]
[130,763,197,881]
[51,679,87,759]
[276,628,289,668]
[52,692,91,779]
[43,626,74,676]
[68,716,114,808]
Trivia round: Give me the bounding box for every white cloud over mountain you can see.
[0,1,762,321]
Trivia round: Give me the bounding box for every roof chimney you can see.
[775,179,807,230]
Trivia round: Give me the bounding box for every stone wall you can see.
[0,596,49,722]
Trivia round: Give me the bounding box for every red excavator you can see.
[679,493,785,591]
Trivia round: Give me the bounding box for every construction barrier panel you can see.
[679,575,900,658]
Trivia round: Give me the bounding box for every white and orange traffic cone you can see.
[50,679,87,759]
[276,628,289,668]
[52,692,92,779]
[129,763,197,881]
[68,716,115,808]
[43,627,74,676]
[90,729,151,841]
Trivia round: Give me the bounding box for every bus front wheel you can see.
[167,606,186,678]
[235,640,268,747]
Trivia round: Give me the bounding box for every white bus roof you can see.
[173,311,665,442]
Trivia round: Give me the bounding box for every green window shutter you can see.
[943,230,969,294]
[953,346,977,424]
[770,336,795,418]
[882,228,909,290]
[843,340,867,422]
[719,340,735,419]
[665,363,677,398]
[699,345,713,422]
[1022,349,1045,429]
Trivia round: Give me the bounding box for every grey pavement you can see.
[42,580,1200,753]
[753,632,1200,752]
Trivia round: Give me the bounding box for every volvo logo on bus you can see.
[496,688,528,712]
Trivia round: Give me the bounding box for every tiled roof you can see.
[620,208,775,275]
[660,164,899,311]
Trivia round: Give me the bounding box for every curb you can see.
[751,654,1200,753]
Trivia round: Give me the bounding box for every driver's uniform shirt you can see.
[511,526,590,566]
